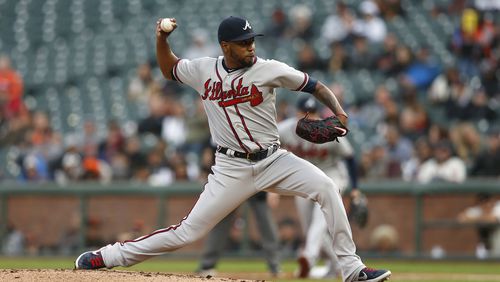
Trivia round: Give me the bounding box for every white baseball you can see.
[160,18,174,32]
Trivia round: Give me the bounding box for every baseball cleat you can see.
[74,250,106,270]
[296,256,311,278]
[353,267,391,282]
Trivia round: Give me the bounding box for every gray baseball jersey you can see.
[173,56,311,152]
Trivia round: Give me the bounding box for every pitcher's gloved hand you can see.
[295,115,348,144]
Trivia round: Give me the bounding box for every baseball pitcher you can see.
[75,16,391,282]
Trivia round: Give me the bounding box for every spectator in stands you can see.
[383,124,413,178]
[470,130,500,177]
[349,33,375,69]
[98,120,125,163]
[354,0,387,43]
[391,45,413,76]
[109,152,130,180]
[399,89,429,138]
[18,152,49,183]
[321,1,358,46]
[449,122,485,167]
[128,62,161,107]
[54,151,84,185]
[29,111,53,148]
[131,164,150,183]
[183,29,219,60]
[457,193,500,258]
[441,77,474,121]
[78,119,100,153]
[359,143,389,179]
[375,33,399,75]
[40,127,63,168]
[400,46,441,90]
[296,43,327,73]
[480,60,499,100]
[0,55,24,121]
[374,0,404,21]
[358,85,398,130]
[416,140,467,184]
[145,148,173,187]
[82,143,112,183]
[402,137,433,181]
[459,88,497,122]
[428,66,462,104]
[451,8,480,62]
[450,8,495,77]
[138,93,169,136]
[169,153,191,181]
[427,124,450,148]
[182,99,211,156]
[446,0,468,16]
[327,43,350,73]
[162,99,187,151]
[265,6,290,40]
[0,71,29,145]
[60,121,100,180]
[124,135,147,178]
[288,4,315,42]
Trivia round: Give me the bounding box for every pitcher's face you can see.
[222,38,256,68]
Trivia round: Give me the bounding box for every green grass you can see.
[0,257,499,281]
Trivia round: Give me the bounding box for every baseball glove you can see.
[348,192,369,228]
[295,115,349,144]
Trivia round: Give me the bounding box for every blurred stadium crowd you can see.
[0,0,499,187]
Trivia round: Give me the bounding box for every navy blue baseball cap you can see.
[297,96,320,113]
[218,16,263,43]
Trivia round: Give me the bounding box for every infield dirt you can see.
[0,269,262,282]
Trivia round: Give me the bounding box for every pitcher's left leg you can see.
[256,151,365,281]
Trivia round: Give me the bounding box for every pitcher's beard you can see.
[238,55,255,68]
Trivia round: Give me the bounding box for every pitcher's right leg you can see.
[80,155,256,268]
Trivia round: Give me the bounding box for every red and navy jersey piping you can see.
[215,59,250,153]
[171,59,183,83]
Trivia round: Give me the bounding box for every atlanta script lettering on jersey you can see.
[202,77,263,107]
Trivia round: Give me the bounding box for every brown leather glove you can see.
[296,115,349,144]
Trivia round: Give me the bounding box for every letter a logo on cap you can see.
[243,20,252,30]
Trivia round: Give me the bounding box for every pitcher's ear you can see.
[220,41,230,52]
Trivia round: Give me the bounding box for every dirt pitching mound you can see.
[1,269,263,282]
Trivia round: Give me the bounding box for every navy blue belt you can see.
[217,144,279,161]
